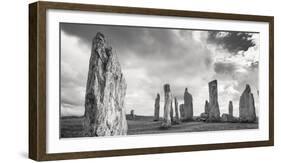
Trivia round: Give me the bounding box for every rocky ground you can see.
[60,115,258,138]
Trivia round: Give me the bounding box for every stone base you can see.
[221,113,232,122]
[206,116,221,122]
[181,118,194,122]
[172,120,181,125]
[160,120,172,129]
[199,112,208,121]
[239,117,256,123]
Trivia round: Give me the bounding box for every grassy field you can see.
[127,115,258,135]
[60,115,258,138]
[60,116,85,138]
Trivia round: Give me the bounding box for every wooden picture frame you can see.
[29,1,274,161]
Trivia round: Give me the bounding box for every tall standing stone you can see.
[182,88,193,121]
[179,104,184,119]
[170,99,174,122]
[154,93,160,121]
[84,32,127,136]
[174,98,180,122]
[229,101,233,117]
[161,84,172,128]
[207,80,220,122]
[239,84,256,122]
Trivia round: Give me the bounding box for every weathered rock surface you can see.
[161,84,172,128]
[154,93,160,121]
[174,98,180,123]
[83,32,127,136]
[179,104,184,119]
[239,84,256,123]
[182,88,193,121]
[207,80,220,122]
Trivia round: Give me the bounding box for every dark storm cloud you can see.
[207,31,256,54]
[61,23,203,61]
[61,23,144,52]
[214,62,237,74]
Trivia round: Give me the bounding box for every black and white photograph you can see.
[59,23,260,138]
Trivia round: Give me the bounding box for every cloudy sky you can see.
[60,23,259,117]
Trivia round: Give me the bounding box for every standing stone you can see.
[229,101,233,117]
[221,101,234,122]
[174,98,180,123]
[179,104,185,119]
[182,88,193,121]
[84,32,127,136]
[239,84,256,122]
[130,110,135,119]
[204,100,209,114]
[161,84,172,128]
[207,80,220,122]
[199,100,209,121]
[153,93,160,121]
[170,99,174,122]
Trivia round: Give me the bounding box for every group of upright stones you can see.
[82,32,257,136]
[153,84,196,128]
[153,80,257,128]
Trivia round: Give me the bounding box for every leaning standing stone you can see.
[161,84,172,128]
[154,93,160,121]
[239,84,256,122]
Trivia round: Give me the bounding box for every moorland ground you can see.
[60,115,258,138]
